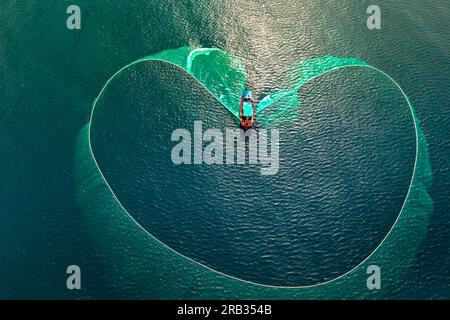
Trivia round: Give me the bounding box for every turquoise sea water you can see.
[0,0,449,298]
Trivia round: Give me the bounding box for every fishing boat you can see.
[240,89,255,130]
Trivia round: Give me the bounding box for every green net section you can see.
[256,56,369,125]
[138,46,246,118]
[134,49,368,126]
